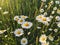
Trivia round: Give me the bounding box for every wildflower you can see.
[41,17,51,25]
[54,29,58,32]
[14,29,24,37]
[0,30,6,34]
[21,22,33,29]
[28,32,31,35]
[41,0,46,2]
[53,7,57,11]
[51,11,55,14]
[37,27,41,29]
[14,16,19,21]
[20,15,28,19]
[57,22,60,28]
[36,15,44,21]
[48,35,54,41]
[41,42,49,45]
[5,35,8,38]
[44,12,47,15]
[45,5,47,8]
[57,9,60,14]
[3,11,8,14]
[18,18,25,24]
[50,1,54,5]
[36,15,51,25]
[40,9,44,13]
[21,38,28,45]
[49,15,53,19]
[39,34,47,43]
[55,1,60,4]
[49,28,52,31]
[55,16,60,21]
[0,7,2,10]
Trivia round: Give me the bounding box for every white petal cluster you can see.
[21,38,28,45]
[36,14,51,25]
[14,29,24,37]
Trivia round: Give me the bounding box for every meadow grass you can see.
[0,0,60,45]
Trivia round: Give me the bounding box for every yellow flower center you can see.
[16,18,19,21]
[42,17,46,21]
[22,40,26,43]
[17,31,21,34]
[20,19,23,22]
[24,23,29,27]
[42,37,46,41]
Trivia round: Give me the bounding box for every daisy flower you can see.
[40,9,44,13]
[36,15,51,25]
[41,17,51,25]
[21,21,33,29]
[48,35,54,41]
[39,34,47,43]
[57,22,60,28]
[14,29,24,37]
[45,5,47,8]
[41,0,46,2]
[49,15,53,19]
[14,16,19,21]
[55,16,60,21]
[51,11,55,14]
[20,15,28,19]
[55,1,60,4]
[54,29,58,33]
[0,7,2,10]
[28,32,31,35]
[44,12,47,15]
[57,9,60,14]
[18,18,25,24]
[41,42,49,45]
[37,27,41,29]
[53,7,57,11]
[36,15,44,21]
[48,28,52,31]
[0,30,6,34]
[5,35,8,38]
[50,1,54,5]
[21,38,28,45]
[3,11,8,14]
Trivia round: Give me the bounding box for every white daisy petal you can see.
[21,22,33,29]
[55,16,60,21]
[41,42,49,45]
[14,29,24,37]
[39,34,47,43]
[41,0,46,2]
[57,22,60,28]
[18,18,25,24]
[0,30,6,34]
[21,38,28,45]
[14,16,19,21]
[20,15,28,19]
[48,35,54,41]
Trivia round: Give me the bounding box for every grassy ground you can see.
[0,0,60,45]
